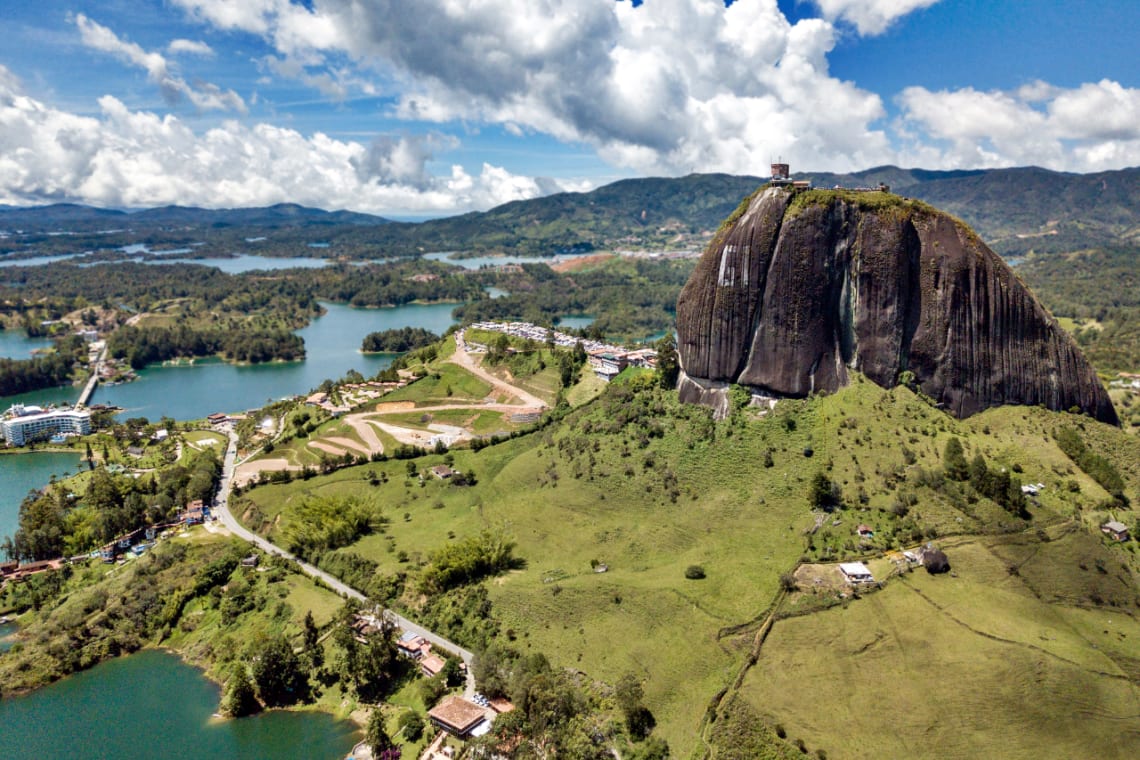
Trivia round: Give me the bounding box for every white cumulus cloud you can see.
[0,65,579,214]
[812,0,942,36]
[170,0,896,175]
[74,14,245,113]
[897,79,1140,170]
[168,39,215,56]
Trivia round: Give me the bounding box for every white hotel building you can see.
[2,405,92,446]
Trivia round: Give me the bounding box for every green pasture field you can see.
[237,370,1140,757]
[735,532,1140,760]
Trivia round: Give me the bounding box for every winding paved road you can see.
[212,426,476,695]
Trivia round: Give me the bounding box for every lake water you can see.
[0,329,54,360]
[0,452,82,544]
[424,251,578,270]
[0,621,16,652]
[558,314,595,331]
[0,649,358,760]
[89,301,458,421]
[144,254,332,273]
[0,251,337,273]
[484,286,509,299]
[1,250,411,274]
[0,253,86,268]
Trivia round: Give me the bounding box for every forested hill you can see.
[2,166,1138,257]
[799,165,1140,252]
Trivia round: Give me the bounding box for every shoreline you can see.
[0,638,368,731]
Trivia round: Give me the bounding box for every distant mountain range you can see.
[0,202,389,232]
[2,166,1138,257]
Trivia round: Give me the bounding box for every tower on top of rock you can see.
[770,162,790,180]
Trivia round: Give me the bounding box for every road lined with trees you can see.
[211,427,476,694]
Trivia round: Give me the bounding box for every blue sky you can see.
[1,0,1138,215]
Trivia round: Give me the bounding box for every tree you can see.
[628,736,671,759]
[334,619,399,702]
[808,471,836,510]
[615,673,656,740]
[220,662,260,717]
[943,437,968,481]
[418,673,446,706]
[654,334,679,389]
[251,633,308,707]
[969,452,989,494]
[397,710,424,742]
[442,657,464,687]
[302,610,323,670]
[366,709,399,758]
[85,467,123,514]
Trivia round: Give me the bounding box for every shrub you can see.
[684,565,706,580]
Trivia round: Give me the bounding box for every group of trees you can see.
[942,437,1028,516]
[214,593,410,721]
[0,334,86,396]
[279,496,376,561]
[108,324,304,367]
[420,530,522,594]
[361,327,440,353]
[472,646,669,757]
[1054,426,1127,504]
[2,447,221,562]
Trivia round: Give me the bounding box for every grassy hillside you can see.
[234,360,1140,758]
[738,533,1140,759]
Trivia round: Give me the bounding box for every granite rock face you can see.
[676,186,1118,425]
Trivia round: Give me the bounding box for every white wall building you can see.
[2,406,91,446]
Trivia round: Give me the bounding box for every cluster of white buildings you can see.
[467,320,659,381]
[2,404,92,446]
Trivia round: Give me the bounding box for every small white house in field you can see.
[839,561,875,584]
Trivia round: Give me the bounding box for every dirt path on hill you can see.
[236,332,547,479]
[449,330,548,409]
[370,420,444,447]
[344,413,385,452]
[318,436,370,455]
[233,457,302,486]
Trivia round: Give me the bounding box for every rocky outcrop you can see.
[676,186,1118,425]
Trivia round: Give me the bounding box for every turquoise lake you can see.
[0,329,54,360]
[0,452,82,544]
[1,300,458,422]
[0,650,358,760]
[424,250,579,269]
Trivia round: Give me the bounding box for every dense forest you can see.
[108,324,305,367]
[0,335,87,396]
[361,327,440,353]
[0,259,482,316]
[1017,245,1140,374]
